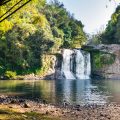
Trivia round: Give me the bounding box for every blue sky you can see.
[47,0,120,33]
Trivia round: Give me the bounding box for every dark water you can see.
[0,79,120,105]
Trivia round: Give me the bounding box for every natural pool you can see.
[0,79,120,105]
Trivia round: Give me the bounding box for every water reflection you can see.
[0,79,120,105]
[59,79,107,105]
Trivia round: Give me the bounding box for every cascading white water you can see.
[84,52,91,79]
[62,49,76,79]
[62,49,91,79]
[75,50,85,79]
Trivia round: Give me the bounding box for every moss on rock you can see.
[91,51,116,70]
[36,54,56,77]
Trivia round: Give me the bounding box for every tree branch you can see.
[0,0,32,22]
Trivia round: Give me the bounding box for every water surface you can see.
[0,79,120,105]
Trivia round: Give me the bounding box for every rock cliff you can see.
[83,44,120,79]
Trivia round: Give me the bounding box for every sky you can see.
[47,0,120,34]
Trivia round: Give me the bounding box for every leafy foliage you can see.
[0,0,86,78]
[101,5,120,44]
[91,51,115,69]
[42,0,86,48]
[4,71,17,79]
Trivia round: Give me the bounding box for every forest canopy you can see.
[101,5,120,44]
[0,0,87,78]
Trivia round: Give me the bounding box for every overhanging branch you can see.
[0,0,32,22]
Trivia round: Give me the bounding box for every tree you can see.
[43,0,86,48]
[101,5,120,44]
[0,0,87,77]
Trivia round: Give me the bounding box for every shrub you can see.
[92,51,115,69]
[4,71,17,79]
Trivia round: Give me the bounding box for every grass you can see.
[0,105,60,120]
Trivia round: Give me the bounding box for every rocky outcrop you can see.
[23,53,63,80]
[83,44,120,79]
[42,53,63,80]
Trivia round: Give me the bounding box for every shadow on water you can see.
[0,79,120,105]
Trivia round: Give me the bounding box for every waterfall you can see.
[75,50,85,79]
[84,52,91,79]
[61,49,91,79]
[62,49,76,79]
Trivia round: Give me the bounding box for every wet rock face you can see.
[89,44,120,79]
[42,54,63,80]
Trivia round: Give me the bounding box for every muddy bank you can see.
[0,96,120,120]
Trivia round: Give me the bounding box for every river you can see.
[0,79,120,105]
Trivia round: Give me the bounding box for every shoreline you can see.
[0,96,120,120]
[0,73,58,80]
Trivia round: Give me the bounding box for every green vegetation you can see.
[4,71,17,79]
[88,31,102,45]
[0,0,86,78]
[91,51,115,69]
[101,5,120,44]
[35,54,56,76]
[88,5,120,45]
[0,105,59,120]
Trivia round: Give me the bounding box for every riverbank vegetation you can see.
[0,0,86,79]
